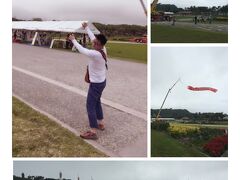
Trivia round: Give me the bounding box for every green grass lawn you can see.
[151,24,228,43]
[175,16,194,22]
[53,40,147,63]
[105,42,147,63]
[12,97,106,157]
[151,130,207,157]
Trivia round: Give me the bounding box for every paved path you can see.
[12,44,147,157]
[153,21,228,33]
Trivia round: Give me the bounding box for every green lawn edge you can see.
[151,130,207,157]
[52,42,147,64]
[12,96,107,157]
[151,24,228,43]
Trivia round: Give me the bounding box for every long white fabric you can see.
[12,21,100,34]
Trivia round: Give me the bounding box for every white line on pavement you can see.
[13,66,146,120]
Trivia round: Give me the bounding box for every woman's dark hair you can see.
[95,34,107,45]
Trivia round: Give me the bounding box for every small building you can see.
[223,116,228,121]
[151,117,175,122]
[177,11,193,16]
[181,117,190,120]
[164,12,174,15]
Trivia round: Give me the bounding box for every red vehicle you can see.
[129,35,147,43]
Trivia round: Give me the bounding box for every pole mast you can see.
[139,0,147,16]
[155,78,180,120]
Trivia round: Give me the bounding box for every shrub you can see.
[199,128,225,140]
[151,120,170,131]
[167,125,199,139]
[203,135,228,157]
[167,125,226,143]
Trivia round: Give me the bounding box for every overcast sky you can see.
[12,0,147,25]
[14,161,227,180]
[151,47,228,113]
[157,0,228,8]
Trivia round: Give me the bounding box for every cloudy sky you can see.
[157,0,228,8]
[151,47,228,113]
[14,161,227,180]
[12,0,147,25]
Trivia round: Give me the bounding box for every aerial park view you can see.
[151,0,228,43]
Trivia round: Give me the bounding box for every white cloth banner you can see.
[12,21,100,34]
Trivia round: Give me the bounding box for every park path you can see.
[12,43,147,157]
[153,21,228,33]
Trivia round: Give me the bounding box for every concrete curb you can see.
[13,94,117,157]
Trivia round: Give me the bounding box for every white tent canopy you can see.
[12,21,100,34]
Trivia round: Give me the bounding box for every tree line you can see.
[93,23,147,37]
[156,4,228,15]
[12,18,147,38]
[13,175,71,180]
[151,109,228,121]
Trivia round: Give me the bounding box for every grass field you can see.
[52,40,147,64]
[12,97,106,157]
[151,24,228,43]
[175,16,194,22]
[105,42,147,63]
[151,130,207,157]
[170,122,228,129]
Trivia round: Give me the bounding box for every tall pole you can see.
[139,0,147,16]
[156,78,180,120]
[59,171,62,180]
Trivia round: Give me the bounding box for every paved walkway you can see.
[153,21,228,33]
[12,44,147,157]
